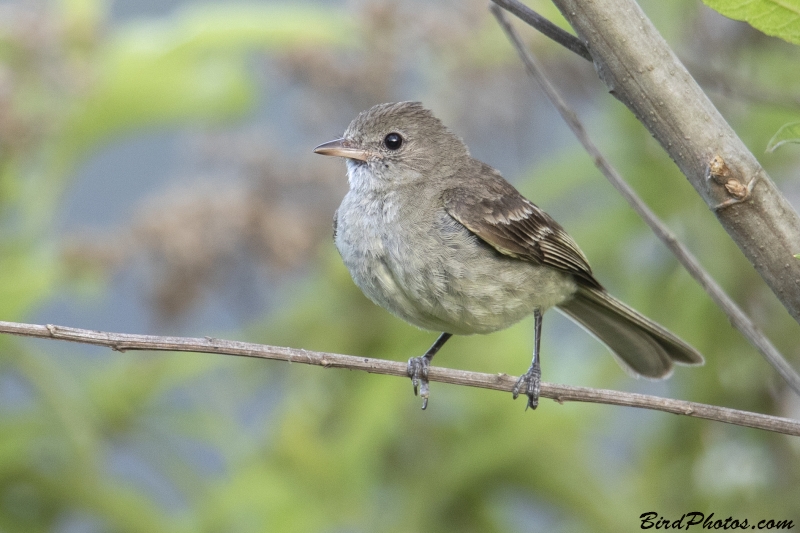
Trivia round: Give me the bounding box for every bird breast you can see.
[334,186,577,335]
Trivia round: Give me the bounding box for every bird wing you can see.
[442,164,601,289]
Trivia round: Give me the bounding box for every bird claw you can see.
[407,356,431,410]
[512,363,541,410]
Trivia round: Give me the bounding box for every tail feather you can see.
[557,287,704,379]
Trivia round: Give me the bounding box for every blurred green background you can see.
[1,0,799,531]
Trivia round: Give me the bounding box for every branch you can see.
[489,0,591,61]
[488,0,800,113]
[538,0,800,326]
[1,320,799,437]
[490,7,800,396]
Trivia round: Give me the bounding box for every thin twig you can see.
[491,6,800,396]
[489,0,591,61]
[0,320,798,436]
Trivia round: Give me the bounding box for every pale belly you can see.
[335,191,578,335]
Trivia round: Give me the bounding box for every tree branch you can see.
[489,0,591,61]
[536,0,800,325]
[490,7,800,396]
[1,320,798,436]
[489,0,800,113]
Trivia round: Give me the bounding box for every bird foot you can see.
[512,363,541,410]
[407,356,431,410]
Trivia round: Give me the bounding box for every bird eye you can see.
[383,133,403,150]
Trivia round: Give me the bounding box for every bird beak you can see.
[313,138,369,161]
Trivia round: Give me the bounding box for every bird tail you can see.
[557,286,704,378]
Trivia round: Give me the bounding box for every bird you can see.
[313,101,703,410]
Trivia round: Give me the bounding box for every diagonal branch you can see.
[0,320,799,436]
[489,0,591,61]
[542,0,800,326]
[491,5,800,396]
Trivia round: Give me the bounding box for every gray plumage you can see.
[316,101,703,389]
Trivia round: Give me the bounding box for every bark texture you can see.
[550,0,800,323]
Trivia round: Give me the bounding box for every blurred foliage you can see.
[1,0,800,532]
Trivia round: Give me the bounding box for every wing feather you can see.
[442,164,601,289]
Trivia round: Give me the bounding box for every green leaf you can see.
[766,121,800,152]
[795,253,800,259]
[702,0,800,45]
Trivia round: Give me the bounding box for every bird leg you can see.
[513,309,542,410]
[407,332,452,410]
